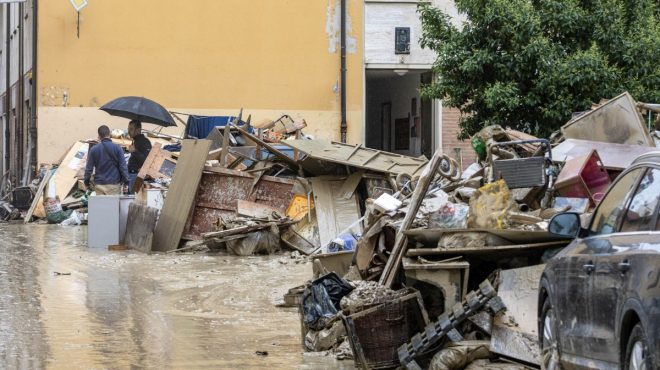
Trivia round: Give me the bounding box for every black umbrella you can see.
[100,96,176,127]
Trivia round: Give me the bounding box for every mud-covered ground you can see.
[0,224,353,369]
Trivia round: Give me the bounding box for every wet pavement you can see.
[0,225,353,369]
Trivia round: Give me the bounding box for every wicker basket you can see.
[342,290,428,369]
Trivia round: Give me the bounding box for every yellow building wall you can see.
[37,0,364,163]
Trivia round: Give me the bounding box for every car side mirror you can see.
[548,213,582,238]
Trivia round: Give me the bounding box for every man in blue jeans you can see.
[84,125,129,195]
[126,120,152,194]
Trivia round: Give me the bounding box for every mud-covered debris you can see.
[339,280,397,314]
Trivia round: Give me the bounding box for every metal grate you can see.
[492,157,546,189]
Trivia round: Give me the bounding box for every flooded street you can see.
[0,225,352,369]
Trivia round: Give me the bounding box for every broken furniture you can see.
[552,138,658,171]
[32,142,90,219]
[380,148,447,288]
[402,258,469,314]
[312,250,355,277]
[555,150,611,206]
[132,142,177,192]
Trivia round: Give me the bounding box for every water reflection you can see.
[0,225,352,369]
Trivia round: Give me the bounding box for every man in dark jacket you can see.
[127,120,152,193]
[84,125,129,195]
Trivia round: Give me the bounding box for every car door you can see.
[558,168,644,365]
[591,167,660,364]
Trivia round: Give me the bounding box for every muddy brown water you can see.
[0,225,353,369]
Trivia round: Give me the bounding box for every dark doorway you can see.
[365,69,435,158]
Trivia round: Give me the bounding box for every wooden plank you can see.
[309,177,363,248]
[338,170,364,200]
[345,143,362,161]
[33,142,89,219]
[203,165,295,184]
[354,215,386,273]
[281,139,428,176]
[406,241,568,256]
[281,214,320,255]
[124,203,159,253]
[237,199,281,219]
[379,148,444,288]
[232,125,299,167]
[207,147,222,160]
[23,166,53,223]
[202,222,281,239]
[361,150,381,166]
[133,143,178,193]
[171,234,249,253]
[218,118,233,167]
[152,139,212,252]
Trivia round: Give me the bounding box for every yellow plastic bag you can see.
[468,180,516,229]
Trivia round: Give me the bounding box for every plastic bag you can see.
[302,273,353,330]
[60,211,82,226]
[468,180,516,229]
[429,202,469,229]
[225,226,280,256]
[327,233,357,252]
[429,342,492,370]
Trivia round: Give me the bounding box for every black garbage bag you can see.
[302,272,354,330]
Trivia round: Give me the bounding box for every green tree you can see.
[419,0,660,138]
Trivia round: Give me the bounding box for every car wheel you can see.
[540,299,561,370]
[625,323,656,370]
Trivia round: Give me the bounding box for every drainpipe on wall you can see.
[4,4,10,180]
[340,0,347,143]
[30,0,37,177]
[19,0,27,185]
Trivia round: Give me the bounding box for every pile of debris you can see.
[0,130,177,225]
[1,91,657,367]
[292,91,660,369]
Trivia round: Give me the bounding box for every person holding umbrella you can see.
[126,120,152,193]
[84,125,129,195]
[100,96,177,193]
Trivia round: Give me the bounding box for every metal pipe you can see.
[4,4,10,183]
[30,0,37,181]
[340,0,347,143]
[19,0,26,185]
